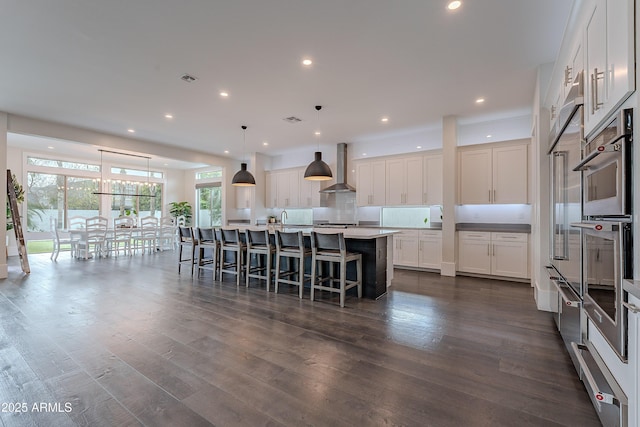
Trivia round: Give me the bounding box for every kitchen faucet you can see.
[280,209,288,227]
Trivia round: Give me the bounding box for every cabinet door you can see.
[419,236,441,270]
[405,157,423,205]
[276,172,290,207]
[423,154,443,205]
[288,170,300,207]
[458,233,491,274]
[491,234,529,279]
[386,159,405,205]
[492,144,528,204]
[459,149,492,204]
[584,0,607,134]
[299,170,320,207]
[236,187,252,209]
[605,0,635,116]
[265,173,276,208]
[370,160,387,206]
[396,236,419,267]
[356,162,372,206]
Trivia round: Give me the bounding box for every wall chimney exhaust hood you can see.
[320,143,356,193]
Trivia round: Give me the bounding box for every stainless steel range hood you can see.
[320,143,356,193]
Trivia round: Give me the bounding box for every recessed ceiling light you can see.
[381,117,389,122]
[362,153,367,156]
[302,58,313,66]
[475,98,485,104]
[224,150,229,154]
[416,146,422,149]
[220,91,229,97]
[127,129,135,133]
[263,141,269,146]
[314,131,321,136]
[486,134,492,138]
[164,114,173,119]
[447,1,462,10]
[47,146,54,149]
[163,163,168,166]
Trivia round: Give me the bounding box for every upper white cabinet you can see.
[385,156,423,205]
[423,154,443,206]
[265,168,320,209]
[235,186,252,209]
[356,159,386,206]
[584,0,635,137]
[458,143,528,205]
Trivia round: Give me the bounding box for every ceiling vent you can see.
[180,74,198,83]
[283,116,302,124]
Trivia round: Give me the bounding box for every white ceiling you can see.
[1,0,574,164]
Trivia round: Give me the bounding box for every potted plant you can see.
[169,201,192,225]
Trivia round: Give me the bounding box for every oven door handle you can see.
[622,301,640,314]
[571,342,627,407]
[570,222,614,232]
[573,134,625,171]
[551,278,581,307]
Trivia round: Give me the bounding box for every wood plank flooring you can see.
[0,252,600,426]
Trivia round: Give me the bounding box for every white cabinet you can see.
[419,230,441,270]
[356,159,386,206]
[458,143,528,205]
[386,156,423,206]
[393,231,419,267]
[266,173,277,208]
[423,154,443,205]
[584,0,635,137]
[298,170,321,208]
[458,232,492,274]
[458,231,529,279]
[235,186,252,209]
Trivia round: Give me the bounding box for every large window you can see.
[27,172,99,231]
[110,182,162,221]
[196,183,222,227]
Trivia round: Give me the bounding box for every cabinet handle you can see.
[591,68,605,114]
[622,301,640,314]
[423,192,427,204]
[493,189,496,203]
[551,105,556,120]
[564,65,572,86]
[487,244,490,256]
[488,190,491,203]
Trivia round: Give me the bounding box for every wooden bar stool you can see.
[310,231,362,307]
[178,226,198,275]
[274,230,311,299]
[245,229,275,290]
[196,227,220,279]
[219,228,247,286]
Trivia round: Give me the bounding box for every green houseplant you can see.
[169,201,192,225]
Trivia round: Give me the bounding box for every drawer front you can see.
[458,231,490,241]
[492,232,528,242]
[419,230,442,239]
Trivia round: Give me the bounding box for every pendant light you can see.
[304,105,333,181]
[231,125,256,186]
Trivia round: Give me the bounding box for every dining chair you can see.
[178,226,198,274]
[196,227,220,279]
[157,216,177,251]
[76,216,108,259]
[274,230,311,299]
[106,216,134,257]
[310,231,362,307]
[50,218,75,261]
[245,229,275,290]
[133,216,159,255]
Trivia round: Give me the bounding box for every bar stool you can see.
[178,226,198,275]
[275,230,311,299]
[219,228,247,286]
[245,229,275,290]
[196,227,220,279]
[310,231,362,308]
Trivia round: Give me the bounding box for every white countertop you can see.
[231,225,400,239]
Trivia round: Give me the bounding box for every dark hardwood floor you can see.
[0,252,600,426]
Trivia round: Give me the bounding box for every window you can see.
[196,170,222,179]
[110,183,162,221]
[196,183,222,227]
[26,172,99,231]
[27,156,100,172]
[110,166,163,179]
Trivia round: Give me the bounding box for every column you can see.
[441,115,457,276]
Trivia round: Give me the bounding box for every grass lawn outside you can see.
[26,239,57,255]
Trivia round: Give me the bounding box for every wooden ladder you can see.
[7,170,30,274]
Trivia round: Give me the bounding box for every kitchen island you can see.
[236,226,399,299]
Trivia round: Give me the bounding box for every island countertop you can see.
[232,225,400,239]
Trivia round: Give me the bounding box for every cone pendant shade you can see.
[232,162,256,186]
[304,151,333,181]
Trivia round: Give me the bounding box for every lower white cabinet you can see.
[393,231,419,267]
[458,231,529,279]
[419,230,441,270]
